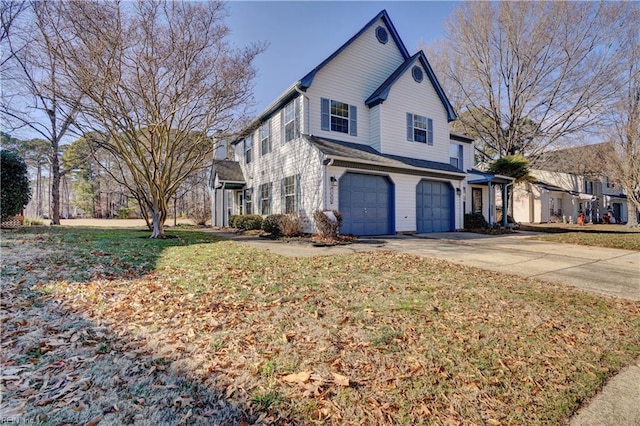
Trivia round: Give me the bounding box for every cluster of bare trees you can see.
[1,0,263,237]
[427,2,640,225]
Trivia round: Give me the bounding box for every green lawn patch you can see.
[2,227,639,425]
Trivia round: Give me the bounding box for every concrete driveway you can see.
[380,232,640,301]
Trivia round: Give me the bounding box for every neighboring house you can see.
[211,10,505,235]
[512,143,629,224]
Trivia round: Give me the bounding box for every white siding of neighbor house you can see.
[379,62,450,163]
[305,18,405,144]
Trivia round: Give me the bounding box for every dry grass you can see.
[522,223,640,251]
[2,227,639,425]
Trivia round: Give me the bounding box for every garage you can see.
[416,180,454,233]
[339,172,393,236]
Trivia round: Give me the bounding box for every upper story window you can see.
[259,182,272,215]
[282,98,300,143]
[406,113,433,145]
[585,180,594,194]
[449,143,463,170]
[321,98,357,136]
[260,120,271,155]
[244,136,253,164]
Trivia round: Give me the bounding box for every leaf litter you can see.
[1,227,639,425]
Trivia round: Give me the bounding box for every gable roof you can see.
[212,160,245,183]
[304,134,465,180]
[533,142,614,176]
[299,10,410,90]
[246,10,412,128]
[365,51,457,122]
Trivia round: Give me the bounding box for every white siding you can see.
[369,105,381,152]
[379,62,450,163]
[305,18,405,144]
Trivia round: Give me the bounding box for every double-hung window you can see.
[449,143,463,170]
[244,136,253,164]
[406,113,433,145]
[260,120,271,155]
[260,182,272,216]
[244,188,253,214]
[282,98,300,143]
[282,175,299,214]
[321,98,357,136]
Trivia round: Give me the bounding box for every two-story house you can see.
[512,143,629,224]
[211,10,482,235]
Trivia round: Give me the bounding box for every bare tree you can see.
[605,6,640,226]
[45,0,263,237]
[1,1,81,224]
[427,2,631,162]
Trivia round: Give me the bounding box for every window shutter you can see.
[269,182,273,215]
[406,113,413,141]
[349,105,357,136]
[458,144,463,169]
[427,118,433,145]
[268,119,272,152]
[280,109,284,145]
[321,98,330,131]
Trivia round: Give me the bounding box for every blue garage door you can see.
[416,180,454,233]
[339,173,393,236]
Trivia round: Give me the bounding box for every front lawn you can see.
[524,224,640,251]
[2,227,639,425]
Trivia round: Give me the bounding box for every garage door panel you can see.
[416,180,453,233]
[340,173,393,236]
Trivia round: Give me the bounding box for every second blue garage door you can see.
[339,173,393,236]
[416,180,454,233]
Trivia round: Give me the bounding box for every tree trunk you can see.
[149,202,167,238]
[628,200,639,227]
[51,152,61,225]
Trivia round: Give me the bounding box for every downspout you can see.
[502,181,514,228]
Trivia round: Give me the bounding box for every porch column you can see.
[502,183,508,227]
[487,181,492,225]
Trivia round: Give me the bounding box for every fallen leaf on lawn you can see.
[283,371,311,384]
[173,395,193,408]
[331,372,350,387]
[85,414,103,426]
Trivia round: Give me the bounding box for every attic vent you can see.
[375,26,388,44]
[412,65,424,83]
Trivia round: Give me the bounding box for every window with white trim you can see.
[260,182,272,216]
[244,136,253,164]
[406,113,433,145]
[449,143,463,169]
[282,175,298,214]
[321,98,357,136]
[244,188,253,214]
[260,120,271,155]
[282,99,300,142]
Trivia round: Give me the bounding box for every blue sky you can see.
[226,1,459,115]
